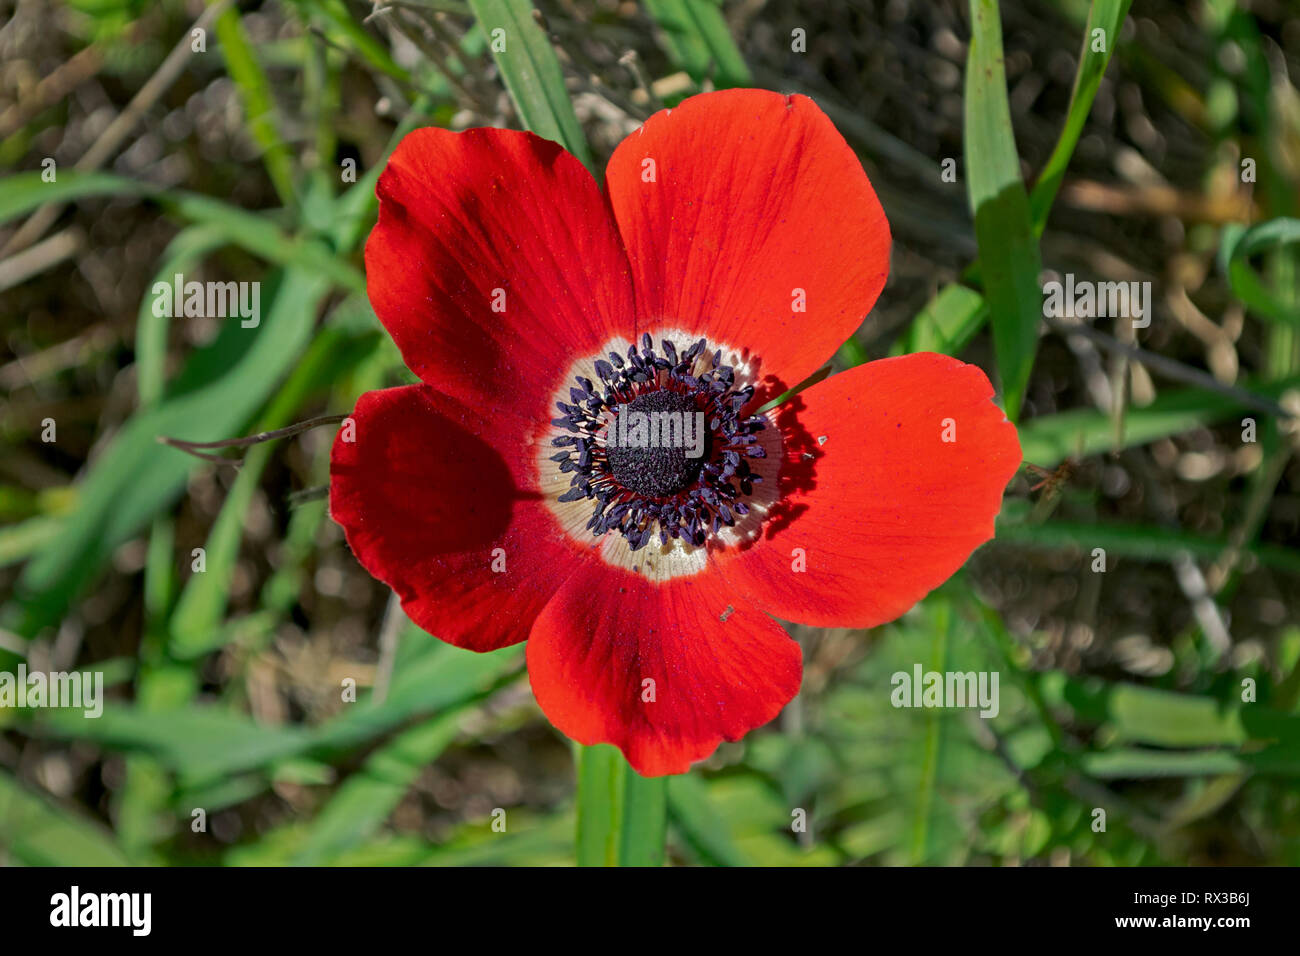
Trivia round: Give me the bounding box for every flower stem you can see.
[575,744,666,867]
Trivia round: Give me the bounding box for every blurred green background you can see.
[2,0,1300,866]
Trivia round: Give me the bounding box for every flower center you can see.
[605,389,709,497]
[549,334,767,552]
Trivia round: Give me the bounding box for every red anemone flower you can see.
[330,89,1021,776]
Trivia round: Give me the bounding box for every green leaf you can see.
[1040,675,1246,747]
[996,509,1300,575]
[964,0,1043,420]
[901,282,989,355]
[135,225,232,407]
[31,640,518,787]
[1034,675,1300,778]
[1080,750,1246,778]
[665,773,753,866]
[35,705,311,783]
[0,170,148,222]
[1018,371,1300,467]
[0,515,59,570]
[233,811,577,867]
[309,638,523,754]
[669,773,838,866]
[291,711,467,865]
[1221,218,1300,327]
[168,321,370,658]
[0,171,364,292]
[575,744,666,866]
[3,269,332,639]
[467,0,593,171]
[0,770,130,866]
[162,191,364,292]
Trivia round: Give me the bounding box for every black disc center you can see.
[605,390,710,498]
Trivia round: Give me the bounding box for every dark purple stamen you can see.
[550,336,766,551]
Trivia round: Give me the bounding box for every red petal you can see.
[526,564,802,776]
[330,385,593,651]
[713,353,1021,628]
[366,127,635,418]
[604,89,890,403]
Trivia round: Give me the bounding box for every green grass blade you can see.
[327,98,435,253]
[1028,0,1132,235]
[290,0,416,87]
[964,0,1043,420]
[897,0,1127,358]
[467,0,593,170]
[113,518,178,861]
[212,4,297,207]
[645,0,752,89]
[909,600,950,864]
[644,0,712,82]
